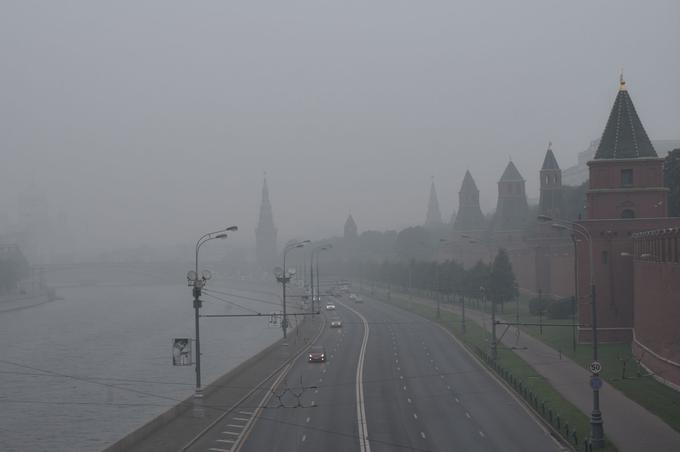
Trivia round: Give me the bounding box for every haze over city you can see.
[1,0,679,257]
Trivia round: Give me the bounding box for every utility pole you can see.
[309,255,314,313]
[315,255,320,302]
[278,241,309,339]
[461,295,466,334]
[483,286,497,361]
[435,265,441,319]
[189,225,238,407]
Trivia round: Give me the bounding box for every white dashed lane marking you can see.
[413,413,418,419]
[465,412,471,419]
[479,431,486,438]
[420,432,427,439]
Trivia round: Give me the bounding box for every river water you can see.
[0,264,287,452]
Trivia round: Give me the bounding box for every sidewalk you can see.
[104,313,322,452]
[383,289,680,452]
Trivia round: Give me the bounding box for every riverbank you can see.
[106,313,323,452]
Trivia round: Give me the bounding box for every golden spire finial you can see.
[548,141,552,151]
[619,69,626,91]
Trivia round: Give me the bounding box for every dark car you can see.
[308,345,326,363]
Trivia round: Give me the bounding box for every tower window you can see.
[621,209,635,218]
[621,169,633,187]
[602,250,609,264]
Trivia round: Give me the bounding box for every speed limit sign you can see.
[590,361,602,375]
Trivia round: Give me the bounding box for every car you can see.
[325,303,336,310]
[330,319,342,328]
[349,293,357,300]
[308,345,326,362]
[354,295,363,303]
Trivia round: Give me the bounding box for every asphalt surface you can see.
[192,294,562,452]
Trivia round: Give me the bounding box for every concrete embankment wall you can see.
[102,324,302,452]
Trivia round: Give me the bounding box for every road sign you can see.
[590,375,603,391]
[172,338,192,366]
[590,361,602,374]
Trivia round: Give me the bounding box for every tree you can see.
[664,148,680,217]
[487,248,518,312]
[461,260,490,300]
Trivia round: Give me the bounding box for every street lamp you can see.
[188,225,238,402]
[310,244,332,312]
[539,215,604,448]
[277,240,310,339]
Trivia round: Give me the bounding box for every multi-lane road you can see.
[189,293,563,452]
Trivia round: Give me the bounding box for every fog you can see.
[1,1,678,261]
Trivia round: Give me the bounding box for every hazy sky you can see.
[1,1,679,256]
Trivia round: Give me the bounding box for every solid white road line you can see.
[339,301,372,452]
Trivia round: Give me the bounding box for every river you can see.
[0,263,288,452]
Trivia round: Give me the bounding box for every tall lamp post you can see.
[188,225,238,400]
[310,244,332,312]
[538,214,604,448]
[315,244,332,308]
[277,240,310,338]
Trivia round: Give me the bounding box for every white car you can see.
[325,303,336,311]
[349,293,357,300]
[330,319,342,328]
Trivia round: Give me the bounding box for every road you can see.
[189,293,562,452]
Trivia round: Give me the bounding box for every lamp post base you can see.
[193,388,205,418]
[590,409,604,448]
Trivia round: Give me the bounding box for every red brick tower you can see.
[576,77,676,343]
[539,143,564,219]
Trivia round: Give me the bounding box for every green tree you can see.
[461,260,490,300]
[487,248,518,312]
[664,148,680,217]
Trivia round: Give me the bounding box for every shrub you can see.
[547,297,576,319]
[529,297,549,315]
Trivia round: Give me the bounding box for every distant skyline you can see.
[1,1,678,256]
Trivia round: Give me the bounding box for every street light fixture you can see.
[189,225,238,403]
[540,215,604,448]
[277,240,310,338]
[310,244,332,312]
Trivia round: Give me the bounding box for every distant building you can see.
[344,214,358,239]
[538,144,564,219]
[255,177,277,271]
[424,180,444,228]
[452,171,485,231]
[493,161,529,232]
